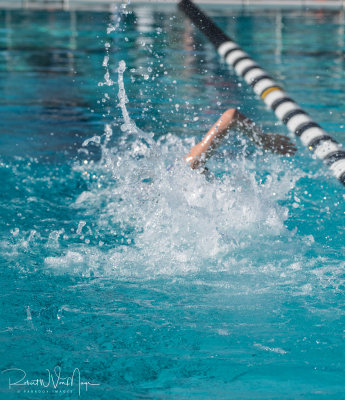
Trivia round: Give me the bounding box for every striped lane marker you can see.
[178,0,345,186]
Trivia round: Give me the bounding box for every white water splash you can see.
[45,57,303,279]
[117,60,155,147]
[82,135,101,147]
[117,60,140,135]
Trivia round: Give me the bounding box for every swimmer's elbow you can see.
[222,108,238,120]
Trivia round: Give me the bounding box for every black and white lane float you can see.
[178,0,345,186]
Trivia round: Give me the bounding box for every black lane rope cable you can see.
[178,0,345,186]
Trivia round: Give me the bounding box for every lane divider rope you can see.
[178,0,345,186]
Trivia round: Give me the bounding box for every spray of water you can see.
[41,55,305,279]
[21,1,306,279]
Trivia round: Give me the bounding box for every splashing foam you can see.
[45,61,300,278]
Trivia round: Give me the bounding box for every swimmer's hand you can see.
[256,133,297,156]
[185,142,207,169]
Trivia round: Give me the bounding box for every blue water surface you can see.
[1,4,345,399]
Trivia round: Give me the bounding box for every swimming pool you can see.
[1,4,345,399]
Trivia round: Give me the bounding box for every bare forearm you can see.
[185,108,296,169]
[186,108,254,168]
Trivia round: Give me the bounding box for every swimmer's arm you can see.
[185,108,240,169]
[238,113,297,156]
[186,108,296,169]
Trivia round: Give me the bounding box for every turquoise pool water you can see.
[1,4,345,399]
